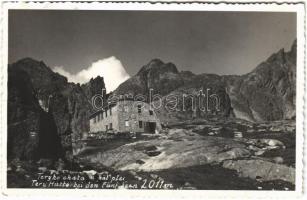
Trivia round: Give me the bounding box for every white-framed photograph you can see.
[0,1,305,199]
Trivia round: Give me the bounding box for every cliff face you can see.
[114,59,233,122]
[115,40,296,123]
[8,65,41,159]
[160,74,232,122]
[224,40,296,122]
[8,58,106,160]
[115,59,184,97]
[81,76,105,101]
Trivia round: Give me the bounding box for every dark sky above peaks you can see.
[9,10,296,76]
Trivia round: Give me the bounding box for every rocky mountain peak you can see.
[10,57,68,91]
[266,39,296,66]
[226,39,297,122]
[14,57,45,66]
[115,58,183,97]
[289,39,297,63]
[266,48,286,64]
[148,58,164,66]
[89,75,105,88]
[81,75,106,100]
[137,59,179,76]
[291,39,297,51]
[12,57,52,75]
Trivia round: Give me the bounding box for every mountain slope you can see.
[8,58,106,160]
[8,65,42,159]
[224,40,296,121]
[114,40,296,123]
[115,59,184,97]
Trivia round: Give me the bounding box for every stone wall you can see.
[89,100,161,133]
[89,106,118,132]
[117,101,161,133]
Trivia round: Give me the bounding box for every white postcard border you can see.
[0,1,305,199]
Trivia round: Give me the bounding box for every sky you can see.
[9,10,296,91]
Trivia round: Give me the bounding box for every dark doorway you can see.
[148,122,156,134]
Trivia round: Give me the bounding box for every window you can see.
[124,106,128,112]
[125,120,129,127]
[149,110,153,115]
[105,109,108,117]
[109,123,112,129]
[105,125,108,130]
[93,117,96,123]
[139,121,143,128]
[137,105,142,113]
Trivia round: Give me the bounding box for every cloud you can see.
[53,56,130,92]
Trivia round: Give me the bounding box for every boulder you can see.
[79,129,252,171]
[222,159,295,184]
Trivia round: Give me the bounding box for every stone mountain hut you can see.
[89,99,162,134]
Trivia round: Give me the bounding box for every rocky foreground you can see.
[7,119,295,190]
[75,119,295,190]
